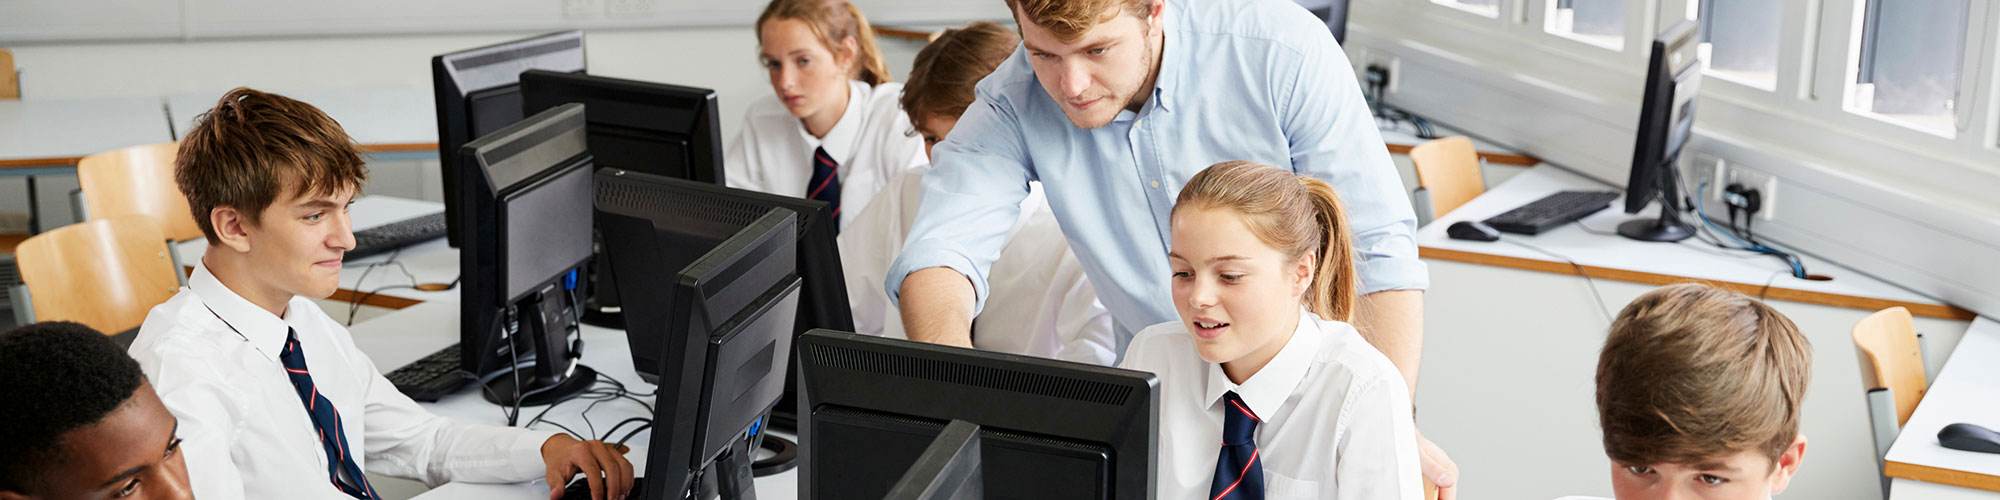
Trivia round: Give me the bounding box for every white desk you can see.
[0,96,176,232]
[1886,316,2000,498]
[1417,165,1965,318]
[165,88,438,162]
[177,195,460,307]
[345,301,800,500]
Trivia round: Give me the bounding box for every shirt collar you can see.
[1204,307,1323,419]
[1147,0,1181,116]
[802,79,869,164]
[188,260,297,362]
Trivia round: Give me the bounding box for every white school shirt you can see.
[128,262,558,500]
[1119,309,1422,499]
[725,79,927,230]
[839,165,1121,365]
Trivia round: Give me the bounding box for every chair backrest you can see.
[15,217,180,335]
[78,142,204,243]
[0,48,16,99]
[1852,306,1927,426]
[1409,136,1484,217]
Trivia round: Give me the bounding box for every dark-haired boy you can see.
[0,321,193,500]
[129,87,631,500]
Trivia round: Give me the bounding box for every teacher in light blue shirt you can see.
[886,0,1455,495]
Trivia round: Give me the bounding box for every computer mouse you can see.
[1939,422,2000,454]
[1447,221,1501,242]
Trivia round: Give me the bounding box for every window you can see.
[1845,0,1969,137]
[1546,0,1626,51]
[1695,0,1782,90]
[1433,0,1500,18]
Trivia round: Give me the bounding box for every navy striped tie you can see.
[809,146,842,233]
[1210,391,1264,500]
[280,329,380,500]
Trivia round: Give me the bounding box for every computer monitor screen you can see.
[1618,19,1702,242]
[456,103,596,392]
[1294,0,1350,43]
[798,330,1159,500]
[521,70,725,184]
[596,173,802,499]
[433,31,586,247]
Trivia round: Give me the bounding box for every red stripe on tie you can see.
[808,173,836,199]
[1229,399,1261,423]
[816,151,835,166]
[830,206,842,219]
[1210,448,1260,500]
[310,387,318,410]
[287,368,310,374]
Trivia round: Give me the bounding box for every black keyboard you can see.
[561,477,647,500]
[348,212,448,261]
[386,343,473,402]
[1482,190,1622,235]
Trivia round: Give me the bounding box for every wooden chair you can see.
[1852,306,1927,497]
[14,217,180,336]
[1409,136,1485,224]
[77,142,201,284]
[0,48,17,99]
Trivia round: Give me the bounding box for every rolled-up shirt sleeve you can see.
[885,84,1034,315]
[1279,27,1428,295]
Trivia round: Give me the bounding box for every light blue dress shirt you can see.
[886,0,1427,340]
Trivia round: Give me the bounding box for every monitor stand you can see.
[1619,156,1695,243]
[484,285,598,406]
[581,233,625,329]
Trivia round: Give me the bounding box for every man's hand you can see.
[1418,430,1457,500]
[542,434,634,500]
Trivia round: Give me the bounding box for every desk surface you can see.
[345,301,801,500]
[1417,165,1969,319]
[165,88,437,152]
[0,96,173,168]
[1885,316,2000,492]
[177,195,459,308]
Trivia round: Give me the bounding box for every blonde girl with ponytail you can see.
[1119,161,1423,499]
[725,0,925,231]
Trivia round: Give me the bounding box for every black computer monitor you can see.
[433,31,586,248]
[456,103,599,406]
[596,169,803,500]
[520,69,728,329]
[798,330,1159,500]
[1618,19,1702,242]
[587,170,850,429]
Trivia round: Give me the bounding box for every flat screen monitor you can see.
[1618,19,1702,242]
[596,170,802,500]
[456,103,599,405]
[798,330,1159,500]
[433,31,586,247]
[1294,0,1350,43]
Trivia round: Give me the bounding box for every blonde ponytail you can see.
[757,0,893,86]
[840,2,892,86]
[1174,161,1360,322]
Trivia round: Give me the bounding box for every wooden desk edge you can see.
[1419,247,1977,320]
[363,143,439,154]
[1885,460,2000,493]
[874,26,934,41]
[0,156,83,169]
[183,265,422,310]
[1386,143,1539,166]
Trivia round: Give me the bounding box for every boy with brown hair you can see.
[1585,283,1812,500]
[130,87,633,500]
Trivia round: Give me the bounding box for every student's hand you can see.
[542,434,634,500]
[1417,430,1458,500]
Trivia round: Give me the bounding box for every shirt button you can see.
[1150,179,1161,189]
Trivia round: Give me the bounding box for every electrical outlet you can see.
[1724,164,1778,221]
[1364,51,1401,94]
[1688,153,1726,203]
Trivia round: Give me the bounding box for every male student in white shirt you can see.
[1121,161,1421,499]
[840,21,1120,365]
[725,0,927,231]
[128,87,634,500]
[1559,283,1811,500]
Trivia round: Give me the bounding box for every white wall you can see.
[2,26,929,227]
